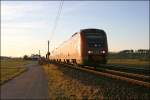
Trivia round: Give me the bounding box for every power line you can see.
[48,0,64,52]
[50,0,64,40]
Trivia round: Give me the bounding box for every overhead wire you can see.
[49,0,64,52]
[50,0,64,41]
[46,0,64,62]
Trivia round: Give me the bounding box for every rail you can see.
[51,62,150,88]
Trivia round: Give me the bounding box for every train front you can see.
[81,29,108,65]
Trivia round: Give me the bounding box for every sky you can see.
[1,1,149,57]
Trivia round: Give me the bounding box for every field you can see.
[0,59,33,85]
[43,64,149,99]
[107,59,149,69]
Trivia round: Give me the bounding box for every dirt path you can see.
[0,62,49,100]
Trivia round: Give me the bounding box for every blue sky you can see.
[1,1,149,57]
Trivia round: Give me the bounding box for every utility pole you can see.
[48,40,49,54]
[47,40,50,59]
[39,50,41,57]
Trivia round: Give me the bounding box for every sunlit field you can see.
[1,59,33,68]
[108,59,149,69]
[0,59,33,84]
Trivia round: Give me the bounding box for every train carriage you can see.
[49,28,108,66]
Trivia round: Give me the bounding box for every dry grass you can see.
[43,64,94,99]
[0,59,32,84]
[0,67,26,84]
[1,59,33,68]
[43,64,149,99]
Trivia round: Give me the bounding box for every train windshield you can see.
[85,33,106,48]
[86,37,105,48]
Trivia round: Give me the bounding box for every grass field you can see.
[107,59,149,68]
[0,59,33,85]
[1,59,33,68]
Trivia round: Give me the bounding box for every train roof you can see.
[71,28,106,37]
[80,28,105,33]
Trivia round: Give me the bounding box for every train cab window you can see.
[84,29,107,48]
[87,38,105,48]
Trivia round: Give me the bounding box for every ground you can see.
[43,63,149,99]
[1,58,149,99]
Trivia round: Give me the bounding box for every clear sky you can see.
[1,1,149,57]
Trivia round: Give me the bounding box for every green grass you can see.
[107,59,149,68]
[0,59,33,85]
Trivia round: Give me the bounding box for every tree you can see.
[23,55,28,60]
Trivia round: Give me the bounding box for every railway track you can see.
[82,66,149,82]
[51,62,150,88]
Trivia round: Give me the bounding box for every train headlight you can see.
[88,50,93,54]
[101,50,106,54]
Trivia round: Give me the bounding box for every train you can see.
[49,28,108,66]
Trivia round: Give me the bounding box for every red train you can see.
[49,28,108,66]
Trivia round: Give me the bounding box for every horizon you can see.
[1,48,149,58]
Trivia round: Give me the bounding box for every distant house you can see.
[136,49,150,54]
[30,54,40,60]
[119,50,134,54]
